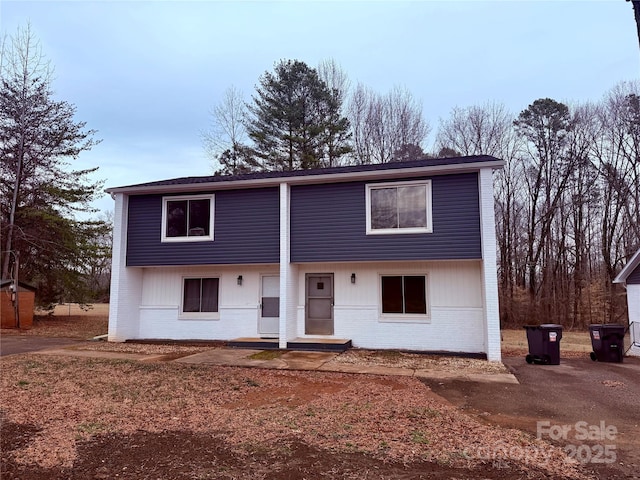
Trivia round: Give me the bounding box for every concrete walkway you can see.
[0,336,83,356]
[27,345,519,384]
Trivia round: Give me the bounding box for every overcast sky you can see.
[1,0,638,215]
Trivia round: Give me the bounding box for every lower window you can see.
[381,275,427,315]
[183,278,219,313]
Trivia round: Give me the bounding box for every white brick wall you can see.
[627,284,640,357]
[108,194,142,342]
[478,168,502,361]
[295,305,484,352]
[278,183,297,348]
[295,262,486,354]
[138,306,258,340]
[132,267,278,340]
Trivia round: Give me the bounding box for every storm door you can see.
[258,275,279,337]
[305,274,334,335]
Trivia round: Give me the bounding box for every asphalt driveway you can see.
[421,356,640,480]
[0,335,82,356]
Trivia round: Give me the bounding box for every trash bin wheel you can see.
[590,352,597,362]
[542,355,551,365]
[525,354,533,364]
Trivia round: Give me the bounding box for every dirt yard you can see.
[0,307,626,479]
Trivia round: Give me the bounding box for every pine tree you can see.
[246,59,351,171]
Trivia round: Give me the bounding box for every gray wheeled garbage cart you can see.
[589,324,625,363]
[524,324,563,365]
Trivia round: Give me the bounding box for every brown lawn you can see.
[501,328,593,358]
[2,304,109,339]
[0,306,600,479]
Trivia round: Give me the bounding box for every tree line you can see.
[203,59,431,174]
[206,59,639,328]
[436,89,639,327]
[1,23,637,326]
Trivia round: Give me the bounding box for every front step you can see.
[227,337,279,350]
[228,337,352,352]
[287,338,352,352]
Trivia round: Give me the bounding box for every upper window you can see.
[381,275,428,316]
[162,195,214,242]
[366,181,432,234]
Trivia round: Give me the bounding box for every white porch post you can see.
[278,183,297,349]
[479,168,502,362]
[107,193,143,342]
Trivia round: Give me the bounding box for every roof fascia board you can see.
[613,248,640,284]
[106,160,504,195]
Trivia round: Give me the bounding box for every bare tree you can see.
[435,88,638,328]
[435,102,521,158]
[590,81,640,278]
[316,58,353,167]
[436,102,525,324]
[348,83,374,164]
[348,84,429,164]
[513,98,579,323]
[318,58,350,109]
[561,103,601,328]
[202,85,257,175]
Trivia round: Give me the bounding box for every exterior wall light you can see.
[351,273,356,284]
[237,275,243,286]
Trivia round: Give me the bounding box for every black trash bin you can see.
[524,324,563,365]
[589,324,625,363]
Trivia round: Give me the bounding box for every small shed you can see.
[613,248,640,357]
[1,279,36,329]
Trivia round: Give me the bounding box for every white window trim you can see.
[378,273,431,323]
[179,276,221,320]
[365,180,432,235]
[161,194,215,242]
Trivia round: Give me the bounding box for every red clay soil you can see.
[1,423,573,480]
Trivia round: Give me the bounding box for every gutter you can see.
[105,160,505,196]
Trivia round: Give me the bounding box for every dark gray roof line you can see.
[614,248,640,284]
[0,279,36,290]
[106,155,503,194]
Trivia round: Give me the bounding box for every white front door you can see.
[258,275,279,337]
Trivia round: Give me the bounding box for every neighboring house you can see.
[106,155,504,361]
[1,280,35,329]
[613,248,640,357]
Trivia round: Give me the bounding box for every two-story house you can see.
[106,155,504,361]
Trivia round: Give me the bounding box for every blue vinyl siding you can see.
[628,264,640,284]
[290,173,481,262]
[126,187,280,266]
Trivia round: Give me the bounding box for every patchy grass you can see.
[247,350,285,360]
[501,329,592,358]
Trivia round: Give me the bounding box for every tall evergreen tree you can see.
[0,24,106,304]
[246,59,351,171]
